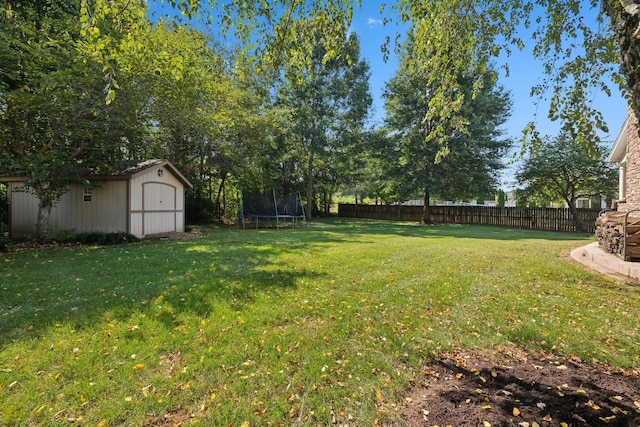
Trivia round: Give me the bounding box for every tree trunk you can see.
[422,189,432,224]
[215,173,227,223]
[35,195,54,242]
[306,151,314,220]
[567,198,588,233]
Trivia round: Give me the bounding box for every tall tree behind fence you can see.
[337,204,600,233]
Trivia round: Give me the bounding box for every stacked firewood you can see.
[596,211,640,260]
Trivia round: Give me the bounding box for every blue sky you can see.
[348,1,628,147]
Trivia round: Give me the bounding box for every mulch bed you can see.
[390,347,640,427]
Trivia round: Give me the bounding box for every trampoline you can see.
[240,189,306,229]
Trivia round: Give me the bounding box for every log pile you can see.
[595,211,640,260]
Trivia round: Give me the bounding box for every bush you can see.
[59,231,140,245]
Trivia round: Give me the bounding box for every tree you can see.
[385,0,640,151]
[516,133,618,232]
[0,0,151,240]
[383,37,512,223]
[1,1,251,237]
[76,0,640,152]
[275,30,372,219]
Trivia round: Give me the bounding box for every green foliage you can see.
[2,220,639,426]
[69,231,140,245]
[1,0,273,231]
[275,30,372,219]
[388,0,621,152]
[381,36,512,216]
[0,0,149,239]
[516,133,617,230]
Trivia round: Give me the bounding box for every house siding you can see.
[618,113,640,212]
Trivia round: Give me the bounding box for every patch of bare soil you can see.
[388,348,640,427]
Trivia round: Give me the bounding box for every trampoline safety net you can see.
[240,190,305,229]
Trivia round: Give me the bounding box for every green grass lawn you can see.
[1,219,639,425]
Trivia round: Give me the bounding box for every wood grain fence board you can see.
[337,204,599,233]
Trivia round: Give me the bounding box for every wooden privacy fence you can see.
[337,204,600,233]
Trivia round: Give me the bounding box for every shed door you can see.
[143,182,177,235]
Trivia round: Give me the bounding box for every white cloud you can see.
[367,18,384,28]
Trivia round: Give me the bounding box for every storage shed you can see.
[3,159,192,238]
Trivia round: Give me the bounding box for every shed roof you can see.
[109,159,193,188]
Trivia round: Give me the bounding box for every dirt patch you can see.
[389,348,640,427]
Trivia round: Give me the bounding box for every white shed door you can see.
[143,183,177,235]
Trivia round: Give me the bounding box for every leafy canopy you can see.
[387,0,621,151]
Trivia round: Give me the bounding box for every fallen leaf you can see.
[612,406,627,415]
[543,414,552,422]
[456,373,464,379]
[482,421,491,427]
[134,363,145,371]
[536,402,547,410]
[572,413,586,422]
[482,405,492,410]
[532,422,540,427]
[513,407,521,416]
[587,400,601,410]
[560,423,568,427]
[518,423,530,427]
[599,415,616,422]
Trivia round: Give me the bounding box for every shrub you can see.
[62,231,140,245]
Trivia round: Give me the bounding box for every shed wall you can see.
[8,181,128,238]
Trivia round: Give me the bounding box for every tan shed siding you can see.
[619,111,640,212]
[143,212,177,235]
[8,181,127,237]
[130,212,143,238]
[175,211,185,232]
[49,182,128,232]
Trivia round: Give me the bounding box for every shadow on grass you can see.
[0,227,338,345]
[0,219,589,345]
